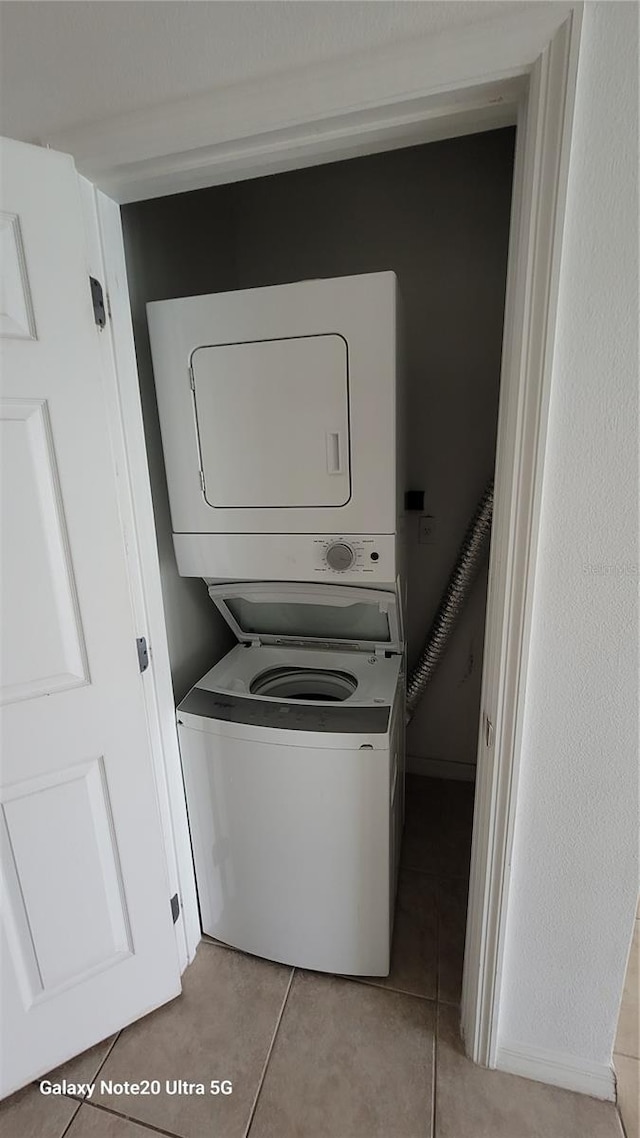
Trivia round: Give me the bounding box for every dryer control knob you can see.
[326,542,355,571]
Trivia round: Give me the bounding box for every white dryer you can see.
[147,271,402,580]
[177,581,405,975]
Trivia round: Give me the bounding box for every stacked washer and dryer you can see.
[148,271,405,976]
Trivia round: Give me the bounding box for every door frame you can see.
[84,4,583,1066]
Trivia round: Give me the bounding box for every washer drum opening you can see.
[249,667,358,702]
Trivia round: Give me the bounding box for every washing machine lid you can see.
[207,581,402,654]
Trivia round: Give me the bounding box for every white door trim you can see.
[461,10,583,1067]
[88,4,583,1070]
[48,4,574,205]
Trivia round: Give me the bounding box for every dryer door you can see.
[191,334,350,508]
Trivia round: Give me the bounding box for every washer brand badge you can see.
[39,1079,233,1097]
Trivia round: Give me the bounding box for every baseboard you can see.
[496,1042,616,1102]
[406,754,476,782]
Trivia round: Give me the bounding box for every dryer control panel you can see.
[313,536,386,576]
[175,532,397,584]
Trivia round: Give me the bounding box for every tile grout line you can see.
[343,974,438,1003]
[57,1096,82,1138]
[433,995,460,1008]
[612,1059,629,1138]
[91,1029,123,1084]
[31,1028,122,1097]
[42,1028,126,1138]
[612,1049,635,1138]
[201,934,449,1005]
[243,966,296,1138]
[62,1026,182,1138]
[67,1098,188,1138]
[616,1098,630,1138]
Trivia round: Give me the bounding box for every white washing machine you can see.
[177,581,405,975]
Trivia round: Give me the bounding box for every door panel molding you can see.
[1,757,133,1008]
[0,212,36,339]
[0,398,89,704]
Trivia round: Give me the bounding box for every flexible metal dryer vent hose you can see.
[406,480,494,720]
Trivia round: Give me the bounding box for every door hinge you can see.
[170,893,180,924]
[199,470,205,493]
[89,276,107,329]
[136,636,149,673]
[188,365,195,391]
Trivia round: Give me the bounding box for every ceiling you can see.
[1,1,534,144]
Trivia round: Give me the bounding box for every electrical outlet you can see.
[419,514,436,544]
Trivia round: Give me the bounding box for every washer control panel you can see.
[313,535,390,576]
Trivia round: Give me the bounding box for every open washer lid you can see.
[207,581,403,654]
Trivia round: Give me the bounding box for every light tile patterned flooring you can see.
[1,777,625,1138]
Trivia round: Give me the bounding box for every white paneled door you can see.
[0,137,181,1097]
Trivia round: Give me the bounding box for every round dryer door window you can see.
[250,667,357,702]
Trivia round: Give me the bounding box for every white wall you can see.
[498,1,639,1076]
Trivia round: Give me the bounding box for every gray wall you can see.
[123,128,514,763]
